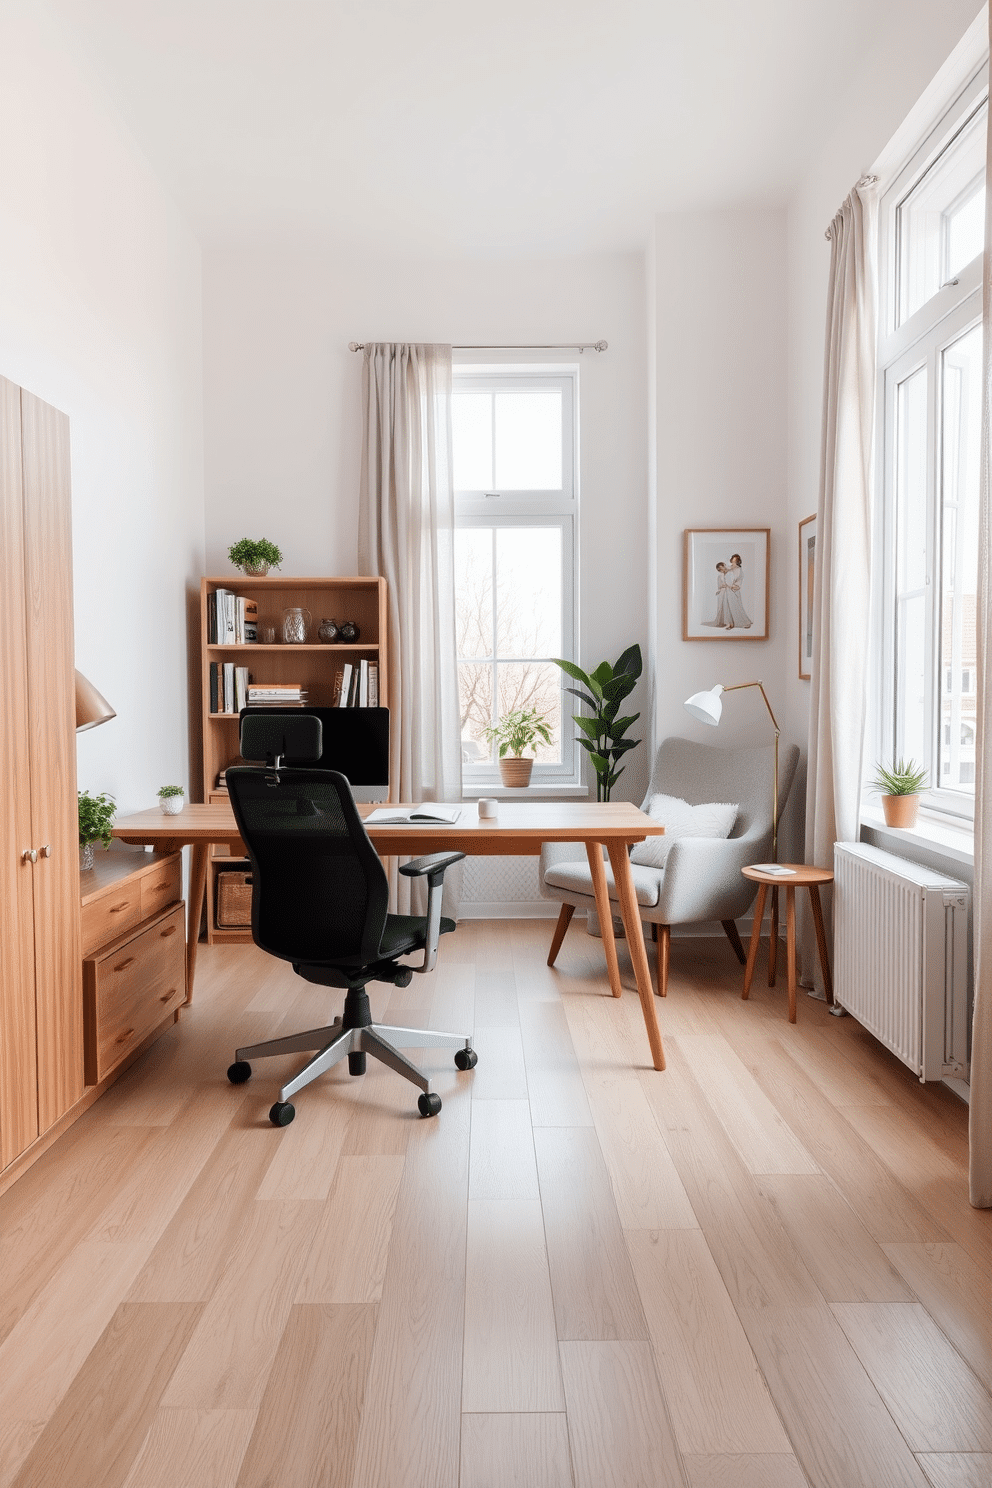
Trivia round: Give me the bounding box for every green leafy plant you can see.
[157,785,185,798]
[483,706,553,759]
[870,758,928,796]
[78,790,116,850]
[552,645,642,802]
[227,537,283,573]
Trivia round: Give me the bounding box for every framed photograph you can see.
[683,529,769,641]
[798,512,817,680]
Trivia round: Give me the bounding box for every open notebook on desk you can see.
[364,805,463,825]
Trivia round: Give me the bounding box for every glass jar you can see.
[282,607,312,644]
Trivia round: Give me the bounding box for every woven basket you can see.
[217,864,253,928]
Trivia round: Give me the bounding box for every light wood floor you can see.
[1,919,990,1488]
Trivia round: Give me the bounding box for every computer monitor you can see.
[241,707,390,802]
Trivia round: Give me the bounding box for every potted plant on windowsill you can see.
[78,790,116,871]
[227,537,283,577]
[483,707,553,788]
[871,758,928,828]
[157,785,185,816]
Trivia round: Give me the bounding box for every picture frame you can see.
[682,529,770,641]
[798,512,817,680]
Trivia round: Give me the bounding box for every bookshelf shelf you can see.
[198,574,388,944]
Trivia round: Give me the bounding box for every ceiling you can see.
[50,0,932,257]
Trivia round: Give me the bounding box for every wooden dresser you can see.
[81,846,186,1084]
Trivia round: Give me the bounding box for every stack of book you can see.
[209,662,251,714]
[246,684,309,708]
[333,660,379,708]
[208,590,258,644]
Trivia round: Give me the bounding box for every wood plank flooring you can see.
[1,920,990,1488]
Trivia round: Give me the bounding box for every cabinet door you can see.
[20,390,83,1128]
[0,379,39,1166]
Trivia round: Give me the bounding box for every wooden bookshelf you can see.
[198,574,388,943]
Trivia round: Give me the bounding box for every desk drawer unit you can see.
[140,855,182,921]
[83,902,186,1083]
[81,878,144,959]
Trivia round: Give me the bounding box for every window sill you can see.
[859,804,974,868]
[461,782,590,801]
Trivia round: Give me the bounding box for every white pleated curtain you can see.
[968,68,992,1207]
[358,343,463,914]
[801,184,878,991]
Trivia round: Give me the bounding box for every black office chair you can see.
[225,714,476,1124]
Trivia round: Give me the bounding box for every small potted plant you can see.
[227,538,283,577]
[78,789,116,870]
[871,758,928,828]
[157,785,186,816]
[483,706,553,787]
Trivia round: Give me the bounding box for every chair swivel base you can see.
[228,1015,477,1124]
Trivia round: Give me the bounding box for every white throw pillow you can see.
[629,793,738,870]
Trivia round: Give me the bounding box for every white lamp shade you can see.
[684,685,724,726]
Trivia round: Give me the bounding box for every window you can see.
[452,370,578,785]
[876,61,986,820]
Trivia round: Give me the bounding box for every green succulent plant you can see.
[157,785,185,798]
[870,758,928,796]
[552,645,642,802]
[227,537,283,573]
[483,706,553,759]
[78,790,116,849]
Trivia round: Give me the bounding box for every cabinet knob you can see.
[22,848,37,863]
[40,844,52,858]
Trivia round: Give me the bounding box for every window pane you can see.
[495,527,562,658]
[894,364,928,765]
[897,103,987,324]
[938,321,981,796]
[452,392,493,490]
[454,527,494,660]
[458,661,494,763]
[495,662,562,763]
[494,391,562,490]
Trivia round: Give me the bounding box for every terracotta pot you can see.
[498,756,534,788]
[881,793,919,828]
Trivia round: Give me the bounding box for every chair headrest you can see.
[240,712,322,764]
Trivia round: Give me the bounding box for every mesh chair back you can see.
[226,767,389,967]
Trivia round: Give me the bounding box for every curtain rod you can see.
[348,340,608,353]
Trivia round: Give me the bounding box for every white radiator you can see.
[833,842,970,1082]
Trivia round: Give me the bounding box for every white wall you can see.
[0,0,204,815]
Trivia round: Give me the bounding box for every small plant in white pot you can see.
[871,758,927,828]
[483,707,553,788]
[157,785,186,816]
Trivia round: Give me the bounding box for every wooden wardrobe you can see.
[0,376,83,1173]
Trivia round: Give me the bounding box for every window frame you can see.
[873,59,987,825]
[452,367,580,789]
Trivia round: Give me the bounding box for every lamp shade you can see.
[683,684,724,726]
[75,669,116,732]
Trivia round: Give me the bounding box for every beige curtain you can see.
[801,183,878,990]
[358,343,463,913]
[969,77,992,1206]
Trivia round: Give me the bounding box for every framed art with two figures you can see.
[683,528,770,641]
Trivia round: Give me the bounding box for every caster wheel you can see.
[454,1047,478,1071]
[418,1092,442,1118]
[228,1061,252,1084]
[269,1101,296,1126]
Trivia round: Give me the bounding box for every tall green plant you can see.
[552,645,642,801]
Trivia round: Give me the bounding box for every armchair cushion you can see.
[543,858,663,908]
[629,794,738,870]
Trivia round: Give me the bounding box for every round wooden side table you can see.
[741,864,833,1023]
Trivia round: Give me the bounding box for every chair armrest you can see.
[657,834,769,925]
[398,852,466,973]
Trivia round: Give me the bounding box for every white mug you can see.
[478,798,498,819]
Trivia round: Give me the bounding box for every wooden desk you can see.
[113,800,668,1071]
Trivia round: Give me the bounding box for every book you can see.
[209,661,219,714]
[364,805,462,825]
[337,663,353,707]
[750,863,796,876]
[234,665,250,713]
[332,669,345,706]
[368,663,378,708]
[358,658,369,708]
[348,667,360,707]
[223,661,235,713]
[237,596,258,643]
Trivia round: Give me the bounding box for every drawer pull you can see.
[160,924,178,938]
[109,900,133,914]
[115,1028,136,1044]
[160,988,177,1003]
[113,956,137,972]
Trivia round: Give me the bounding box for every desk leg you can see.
[185,843,209,1002]
[742,882,767,1001]
[785,885,797,1023]
[809,883,834,1006]
[586,842,623,999]
[607,842,665,1071]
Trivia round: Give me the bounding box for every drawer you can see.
[83,902,186,1083]
[81,881,143,959]
[140,855,181,920]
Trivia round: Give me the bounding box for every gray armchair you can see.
[540,736,800,997]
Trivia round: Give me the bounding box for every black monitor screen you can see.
[242,707,390,800]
